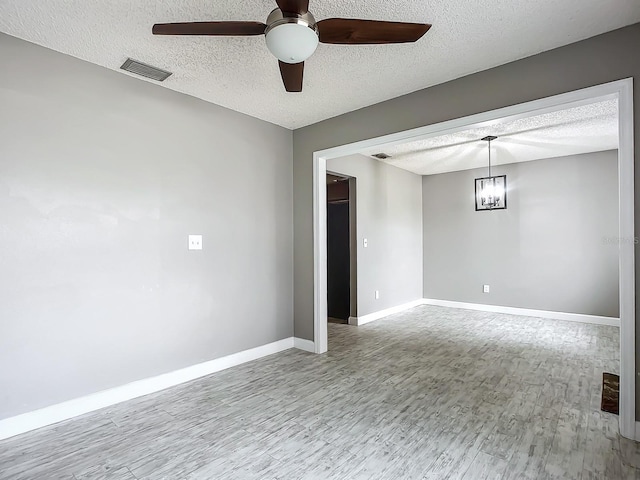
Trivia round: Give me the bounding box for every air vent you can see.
[372,153,392,160]
[120,58,172,82]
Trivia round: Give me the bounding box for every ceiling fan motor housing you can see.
[265,8,319,64]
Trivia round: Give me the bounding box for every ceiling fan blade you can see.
[275,0,309,15]
[152,21,267,36]
[317,18,431,44]
[279,61,304,92]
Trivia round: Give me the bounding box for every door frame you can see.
[312,78,635,439]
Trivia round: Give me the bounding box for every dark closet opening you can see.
[327,174,352,324]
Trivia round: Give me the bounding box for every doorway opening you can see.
[326,173,356,324]
[312,79,635,439]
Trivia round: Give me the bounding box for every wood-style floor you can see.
[1,305,638,479]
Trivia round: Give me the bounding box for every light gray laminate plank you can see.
[620,435,640,469]
[582,410,628,480]
[543,405,589,479]
[479,414,527,462]
[74,465,137,480]
[457,451,507,480]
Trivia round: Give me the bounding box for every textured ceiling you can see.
[358,100,619,175]
[0,1,638,129]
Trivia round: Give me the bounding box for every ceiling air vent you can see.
[372,153,392,160]
[120,58,172,82]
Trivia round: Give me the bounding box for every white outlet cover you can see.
[483,285,490,293]
[363,238,368,248]
[188,235,203,250]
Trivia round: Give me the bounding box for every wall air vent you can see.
[120,58,172,82]
[372,153,392,160]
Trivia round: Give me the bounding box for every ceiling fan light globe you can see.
[265,22,319,64]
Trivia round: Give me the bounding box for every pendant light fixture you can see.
[475,136,507,211]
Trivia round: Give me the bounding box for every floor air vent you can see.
[120,58,172,82]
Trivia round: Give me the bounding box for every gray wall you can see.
[292,23,640,412]
[0,34,293,419]
[423,151,619,317]
[327,155,423,317]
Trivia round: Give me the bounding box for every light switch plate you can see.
[363,238,368,248]
[188,235,203,250]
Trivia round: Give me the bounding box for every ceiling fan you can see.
[152,0,432,93]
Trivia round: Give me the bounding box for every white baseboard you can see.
[421,298,620,327]
[294,337,316,353]
[0,337,295,441]
[348,299,425,326]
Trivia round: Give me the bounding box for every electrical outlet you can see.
[188,235,203,250]
[483,284,490,293]
[375,290,380,299]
